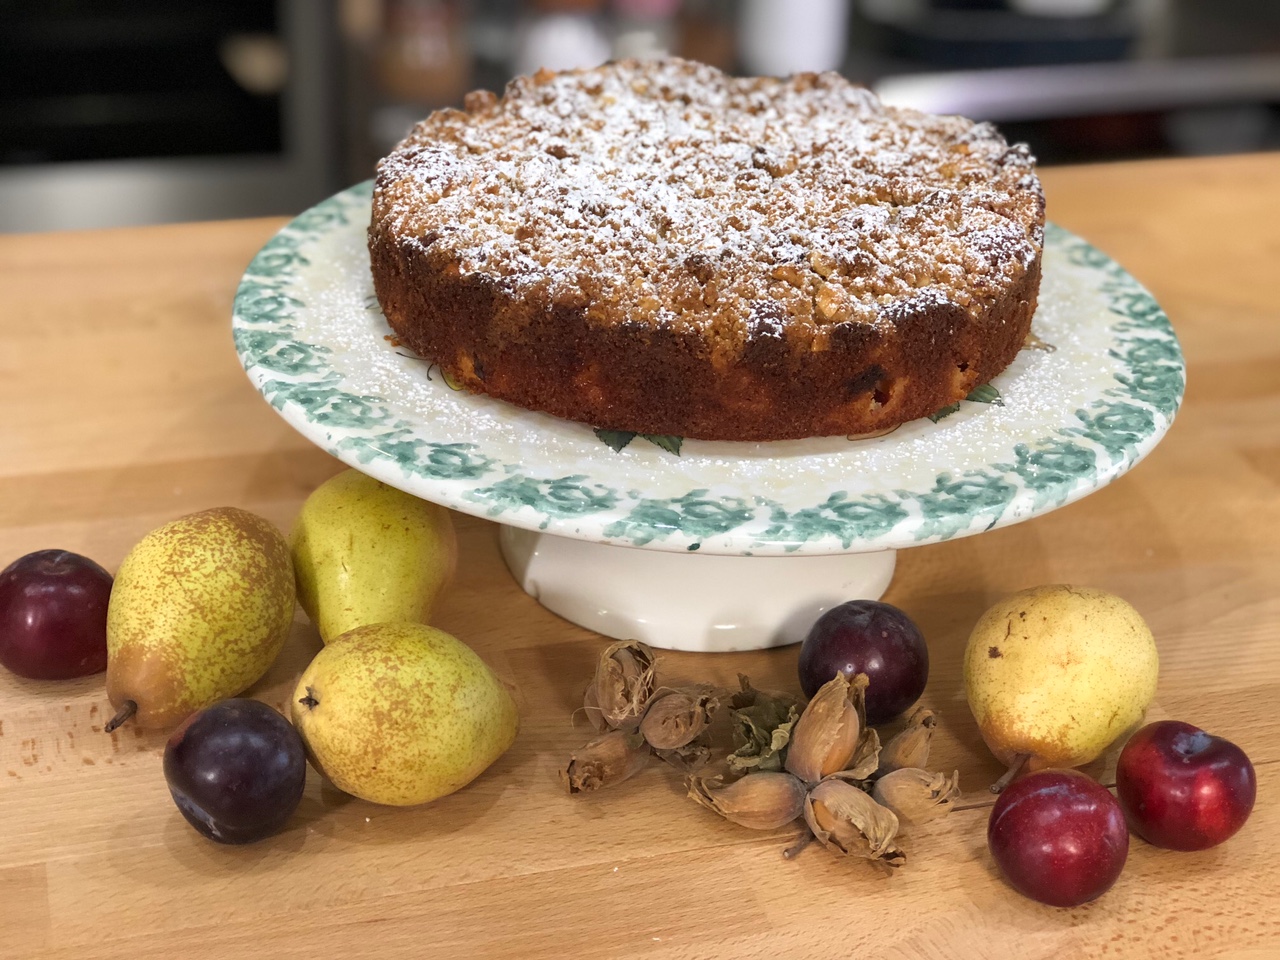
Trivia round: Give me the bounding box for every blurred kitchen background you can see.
[2,0,1278,232]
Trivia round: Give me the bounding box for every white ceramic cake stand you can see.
[233,183,1184,652]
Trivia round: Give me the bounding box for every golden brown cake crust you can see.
[369,58,1045,441]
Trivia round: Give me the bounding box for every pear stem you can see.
[104,700,137,733]
[990,753,1031,794]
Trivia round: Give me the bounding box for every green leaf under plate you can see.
[642,434,683,455]
[966,383,1004,405]
[594,429,636,452]
[927,402,961,423]
[594,430,683,455]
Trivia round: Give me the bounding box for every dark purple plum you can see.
[0,549,112,680]
[164,699,307,844]
[797,599,928,724]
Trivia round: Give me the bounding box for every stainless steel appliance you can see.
[0,1,342,233]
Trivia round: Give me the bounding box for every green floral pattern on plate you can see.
[233,185,1184,556]
[468,474,619,528]
[602,491,756,547]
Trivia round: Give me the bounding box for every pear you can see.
[291,622,518,805]
[290,470,458,643]
[964,584,1158,789]
[105,507,295,730]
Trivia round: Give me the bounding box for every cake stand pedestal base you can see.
[499,526,897,653]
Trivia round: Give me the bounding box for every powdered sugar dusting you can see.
[372,58,1043,352]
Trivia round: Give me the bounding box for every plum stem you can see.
[990,753,1031,794]
[104,700,137,733]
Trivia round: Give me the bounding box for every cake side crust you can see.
[370,226,1040,441]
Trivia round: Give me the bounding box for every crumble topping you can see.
[373,58,1044,355]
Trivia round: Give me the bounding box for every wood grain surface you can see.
[1,153,1278,959]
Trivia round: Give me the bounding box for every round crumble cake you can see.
[368,58,1045,441]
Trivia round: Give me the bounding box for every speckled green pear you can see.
[290,470,458,643]
[291,622,519,806]
[964,584,1159,774]
[105,507,295,730]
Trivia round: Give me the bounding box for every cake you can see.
[368,58,1045,442]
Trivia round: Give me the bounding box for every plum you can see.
[988,769,1128,907]
[798,600,928,724]
[164,699,307,844]
[1116,720,1256,851]
[0,549,112,680]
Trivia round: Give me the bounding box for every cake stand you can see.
[233,183,1184,652]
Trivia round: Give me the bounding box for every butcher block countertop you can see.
[1,153,1278,960]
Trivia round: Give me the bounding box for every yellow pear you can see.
[964,584,1158,784]
[290,469,457,643]
[291,622,518,805]
[106,507,295,730]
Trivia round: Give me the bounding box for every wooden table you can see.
[1,153,1277,960]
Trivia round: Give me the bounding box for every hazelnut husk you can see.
[584,640,657,733]
[845,727,882,780]
[871,768,961,826]
[803,778,905,866]
[562,730,649,794]
[688,772,808,831]
[726,675,804,774]
[875,708,937,777]
[640,686,719,751]
[785,673,877,784]
[654,734,714,774]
